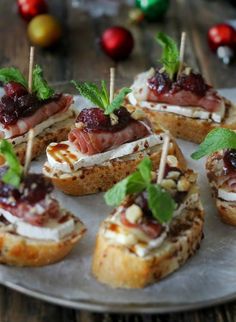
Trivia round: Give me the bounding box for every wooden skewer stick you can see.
[157,133,170,184]
[109,67,118,125]
[178,31,186,76]
[109,67,115,103]
[24,129,34,175]
[28,46,35,93]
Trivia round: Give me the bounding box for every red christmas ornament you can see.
[100,26,134,61]
[208,23,236,51]
[17,0,48,22]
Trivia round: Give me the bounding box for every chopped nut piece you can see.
[131,109,146,120]
[184,66,192,75]
[161,179,176,190]
[177,176,190,192]
[75,122,85,129]
[166,171,181,180]
[188,172,198,183]
[110,113,119,125]
[167,155,178,167]
[126,204,143,224]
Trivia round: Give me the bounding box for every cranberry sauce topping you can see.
[148,70,210,97]
[223,149,236,174]
[76,107,132,132]
[0,82,61,126]
[0,172,53,207]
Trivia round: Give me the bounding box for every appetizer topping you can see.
[191,128,236,160]
[69,80,150,155]
[0,66,72,134]
[0,140,60,227]
[104,157,196,256]
[75,106,132,132]
[105,157,176,224]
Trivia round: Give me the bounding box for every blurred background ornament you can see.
[27,14,62,48]
[100,26,134,61]
[17,0,48,21]
[135,0,170,21]
[128,8,145,24]
[208,23,236,64]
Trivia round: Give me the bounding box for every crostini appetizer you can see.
[0,66,75,163]
[192,127,236,226]
[92,155,204,288]
[126,32,235,143]
[43,80,185,196]
[0,139,86,266]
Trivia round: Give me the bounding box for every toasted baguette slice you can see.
[206,152,236,226]
[92,184,204,288]
[0,212,86,267]
[43,136,186,196]
[11,113,75,165]
[125,99,235,144]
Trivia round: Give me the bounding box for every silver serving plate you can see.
[0,88,235,313]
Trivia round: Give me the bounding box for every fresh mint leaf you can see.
[137,156,152,184]
[0,139,23,188]
[0,67,27,88]
[71,80,105,108]
[32,65,54,100]
[156,32,180,80]
[191,128,236,160]
[104,158,151,206]
[147,184,176,224]
[101,80,109,108]
[105,87,131,115]
[104,171,146,207]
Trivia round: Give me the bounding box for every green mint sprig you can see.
[0,68,27,88]
[71,80,131,115]
[0,140,23,188]
[104,157,176,224]
[0,65,54,100]
[191,128,236,160]
[156,32,180,80]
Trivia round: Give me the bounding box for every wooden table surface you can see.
[0,0,236,321]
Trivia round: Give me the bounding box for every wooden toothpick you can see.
[157,133,170,184]
[178,31,186,76]
[28,46,35,93]
[109,67,118,125]
[109,67,115,103]
[24,129,34,175]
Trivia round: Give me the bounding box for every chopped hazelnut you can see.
[177,176,190,192]
[167,155,178,168]
[166,171,181,180]
[161,179,176,190]
[75,122,85,129]
[126,204,143,224]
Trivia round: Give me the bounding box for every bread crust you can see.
[92,204,204,288]
[43,137,186,196]
[0,212,86,267]
[12,115,74,165]
[125,101,236,144]
[206,152,236,226]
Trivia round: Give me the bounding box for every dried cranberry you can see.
[4,82,28,98]
[77,107,132,132]
[148,71,172,94]
[223,149,236,173]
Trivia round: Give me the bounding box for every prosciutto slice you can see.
[68,120,151,155]
[0,94,73,139]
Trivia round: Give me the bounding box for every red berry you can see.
[4,82,28,98]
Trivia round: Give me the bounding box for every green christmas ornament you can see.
[135,0,170,21]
